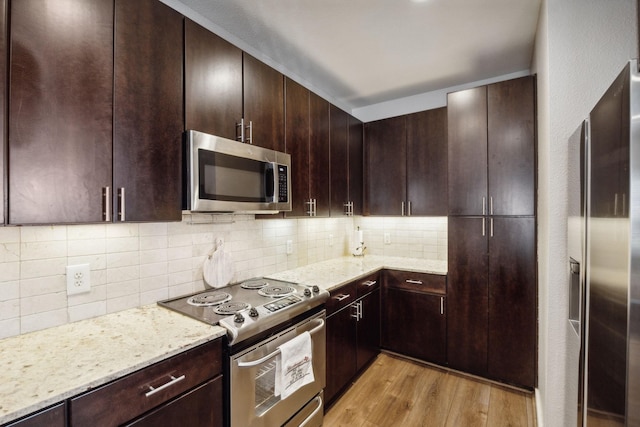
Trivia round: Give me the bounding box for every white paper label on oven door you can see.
[274,331,314,399]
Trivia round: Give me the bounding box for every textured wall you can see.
[532,0,637,426]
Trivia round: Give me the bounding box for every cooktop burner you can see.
[258,284,296,298]
[187,291,231,307]
[213,302,251,315]
[240,279,269,289]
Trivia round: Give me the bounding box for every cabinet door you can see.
[242,53,284,151]
[447,86,488,216]
[406,107,448,216]
[487,76,536,216]
[447,216,488,375]
[283,78,310,217]
[488,217,536,388]
[9,0,113,224]
[185,19,242,140]
[365,116,406,215]
[348,115,364,215]
[382,288,446,364]
[356,289,380,371]
[325,305,357,405]
[126,376,223,427]
[309,92,330,217]
[330,104,349,216]
[0,0,6,225]
[113,0,183,222]
[6,403,65,427]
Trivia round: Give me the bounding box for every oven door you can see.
[230,311,326,427]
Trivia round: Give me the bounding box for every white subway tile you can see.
[20,241,67,261]
[21,309,68,334]
[107,223,139,238]
[107,251,140,269]
[67,224,107,240]
[141,288,168,305]
[68,238,106,257]
[21,291,67,316]
[21,259,66,279]
[21,226,67,242]
[0,299,19,320]
[139,248,168,265]
[67,284,107,306]
[68,301,107,323]
[140,262,167,279]
[0,243,19,263]
[107,294,140,314]
[0,318,20,339]
[139,223,168,236]
[0,262,20,283]
[0,281,19,301]
[106,236,139,253]
[107,266,139,284]
[20,276,65,297]
[107,279,140,299]
[140,275,168,292]
[0,227,20,244]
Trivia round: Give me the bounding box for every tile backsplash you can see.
[0,214,446,339]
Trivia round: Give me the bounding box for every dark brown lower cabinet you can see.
[326,302,357,404]
[448,216,536,389]
[126,377,222,427]
[382,271,447,366]
[70,339,223,426]
[4,403,66,427]
[325,275,380,406]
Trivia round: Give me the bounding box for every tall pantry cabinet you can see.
[447,76,537,389]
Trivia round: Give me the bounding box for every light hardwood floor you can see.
[324,353,536,427]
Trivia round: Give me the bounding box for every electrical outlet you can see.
[384,233,391,244]
[286,240,293,255]
[67,264,91,295]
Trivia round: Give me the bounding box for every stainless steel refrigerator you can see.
[574,58,640,426]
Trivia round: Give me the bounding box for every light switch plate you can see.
[67,264,91,295]
[384,233,391,244]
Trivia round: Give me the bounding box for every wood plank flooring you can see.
[324,353,536,427]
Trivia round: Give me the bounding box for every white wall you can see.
[532,0,637,426]
[0,215,446,340]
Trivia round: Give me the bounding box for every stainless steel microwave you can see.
[183,130,291,213]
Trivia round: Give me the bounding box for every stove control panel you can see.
[264,295,302,312]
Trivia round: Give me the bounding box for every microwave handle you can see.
[265,162,277,203]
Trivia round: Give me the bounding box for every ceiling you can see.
[173,0,542,111]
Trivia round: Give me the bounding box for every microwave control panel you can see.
[278,165,288,203]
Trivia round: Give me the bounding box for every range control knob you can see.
[304,288,312,297]
[249,307,259,317]
[312,285,320,294]
[234,313,245,323]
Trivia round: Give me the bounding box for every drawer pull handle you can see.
[405,279,423,285]
[362,280,377,287]
[145,374,185,397]
[334,294,351,301]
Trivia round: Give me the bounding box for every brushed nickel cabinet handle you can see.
[482,217,486,236]
[362,280,377,287]
[334,294,351,301]
[405,279,423,285]
[246,120,253,144]
[117,188,125,221]
[145,374,185,398]
[482,196,486,215]
[401,201,405,216]
[490,218,494,237]
[236,118,245,142]
[490,196,494,215]
[102,186,111,222]
[440,297,444,315]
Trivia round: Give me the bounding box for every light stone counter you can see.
[266,255,447,291]
[0,305,225,425]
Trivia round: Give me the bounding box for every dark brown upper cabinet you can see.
[348,114,364,216]
[308,91,330,217]
[113,0,183,222]
[330,105,363,216]
[365,107,447,216]
[184,19,243,141]
[406,107,448,215]
[243,53,285,152]
[9,0,114,224]
[282,78,330,217]
[285,78,311,217]
[0,0,7,225]
[448,76,535,216]
[184,23,283,151]
[365,116,406,216]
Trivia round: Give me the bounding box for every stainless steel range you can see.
[159,278,329,427]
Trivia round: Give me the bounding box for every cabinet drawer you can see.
[70,339,222,426]
[355,273,380,297]
[326,282,357,315]
[385,270,446,295]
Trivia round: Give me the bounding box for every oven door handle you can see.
[299,395,323,427]
[237,318,325,368]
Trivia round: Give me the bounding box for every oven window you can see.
[198,149,273,202]
[255,360,280,416]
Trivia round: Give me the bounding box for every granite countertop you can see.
[266,255,447,291]
[0,305,225,425]
[0,255,445,424]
